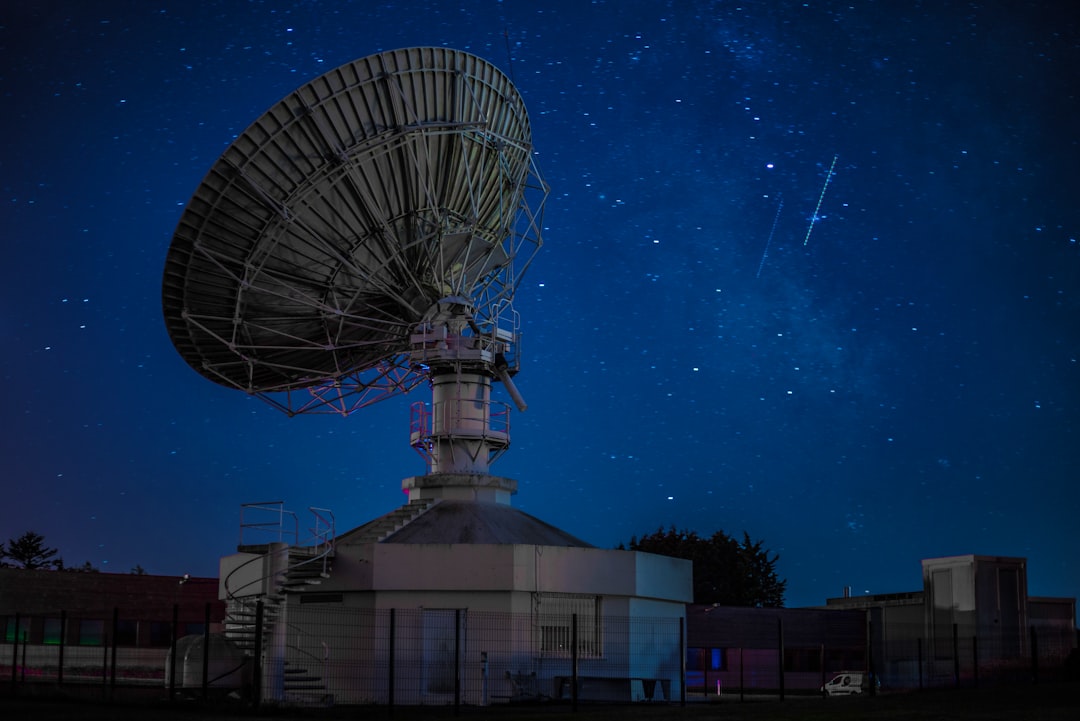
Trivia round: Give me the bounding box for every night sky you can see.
[2,1,1077,609]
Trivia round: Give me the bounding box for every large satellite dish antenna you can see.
[163,47,547,477]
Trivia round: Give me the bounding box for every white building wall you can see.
[221,538,691,705]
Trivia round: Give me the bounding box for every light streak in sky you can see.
[756,193,784,279]
[803,154,838,246]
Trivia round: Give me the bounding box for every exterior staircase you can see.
[350,498,437,543]
[222,503,335,706]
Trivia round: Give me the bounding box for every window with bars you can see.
[535,593,602,658]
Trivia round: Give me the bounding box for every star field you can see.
[1,1,1077,608]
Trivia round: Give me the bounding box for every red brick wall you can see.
[0,567,223,620]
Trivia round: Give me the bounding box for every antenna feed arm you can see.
[493,355,528,412]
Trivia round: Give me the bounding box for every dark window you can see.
[784,647,822,672]
[43,618,64,645]
[116,619,138,646]
[4,616,30,643]
[79,619,105,646]
[687,647,726,671]
[300,592,344,604]
[147,621,173,647]
[825,646,864,672]
[685,648,705,690]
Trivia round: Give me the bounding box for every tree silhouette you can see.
[1,531,62,570]
[623,526,786,607]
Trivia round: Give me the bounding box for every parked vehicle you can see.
[822,671,868,696]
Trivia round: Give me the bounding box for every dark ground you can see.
[1,683,1078,721]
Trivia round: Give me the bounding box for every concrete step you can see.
[282,691,334,707]
[352,499,436,543]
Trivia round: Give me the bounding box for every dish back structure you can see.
[162,47,547,475]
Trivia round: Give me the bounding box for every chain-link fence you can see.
[3,604,685,708]
[251,605,684,707]
[2,604,226,701]
[874,620,1076,689]
[686,615,1077,699]
[5,605,1075,708]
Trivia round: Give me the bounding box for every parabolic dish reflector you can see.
[162,47,545,414]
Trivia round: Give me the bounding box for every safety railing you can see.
[238,501,298,547]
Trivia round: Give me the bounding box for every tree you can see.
[623,526,787,607]
[1,531,62,570]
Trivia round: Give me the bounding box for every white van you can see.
[821,671,867,696]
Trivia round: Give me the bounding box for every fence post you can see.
[9,612,19,693]
[819,644,826,698]
[169,603,179,702]
[1030,625,1039,685]
[388,608,395,711]
[777,616,785,701]
[202,601,211,702]
[480,651,488,706]
[739,647,744,702]
[917,637,923,690]
[952,623,960,688]
[867,616,876,696]
[972,635,979,688]
[58,610,66,687]
[679,617,686,707]
[571,613,579,712]
[454,608,461,714]
[252,599,264,708]
[110,607,119,697]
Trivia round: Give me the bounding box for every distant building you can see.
[686,554,1076,693]
[822,554,1076,687]
[686,604,868,694]
[0,567,223,648]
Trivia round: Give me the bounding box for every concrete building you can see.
[219,475,693,705]
[823,554,1076,687]
[684,553,1076,695]
[685,604,868,694]
[1,567,224,689]
[0,567,223,648]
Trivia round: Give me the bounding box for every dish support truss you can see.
[407,297,526,476]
